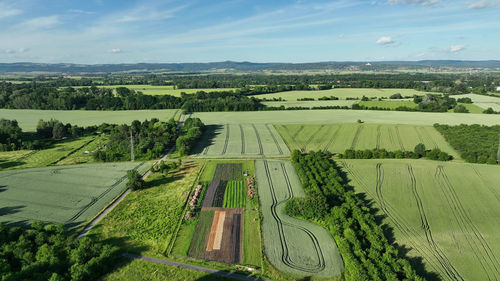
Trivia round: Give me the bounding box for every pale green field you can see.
[262,100,357,108]
[0,162,149,228]
[275,123,460,158]
[190,124,290,158]
[0,136,95,170]
[75,85,236,97]
[255,160,344,278]
[340,159,500,281]
[358,100,417,109]
[448,103,485,113]
[251,88,430,100]
[451,93,500,103]
[475,102,500,111]
[0,109,179,131]
[191,110,500,126]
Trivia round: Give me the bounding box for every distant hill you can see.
[0,60,499,74]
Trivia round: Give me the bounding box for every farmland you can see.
[0,161,148,228]
[0,136,95,170]
[275,123,460,158]
[191,124,290,158]
[255,160,344,278]
[262,100,357,108]
[250,88,430,100]
[192,109,500,126]
[0,109,179,131]
[358,100,417,109]
[339,159,500,281]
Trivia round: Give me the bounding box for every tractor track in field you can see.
[291,125,305,141]
[304,125,325,150]
[240,124,245,154]
[323,125,342,152]
[263,160,326,274]
[436,166,500,280]
[252,124,264,155]
[407,164,464,281]
[415,127,425,144]
[471,166,500,202]
[222,124,230,155]
[395,126,405,151]
[388,127,396,149]
[340,161,461,280]
[376,125,381,149]
[350,125,363,150]
[67,161,146,223]
[266,124,283,155]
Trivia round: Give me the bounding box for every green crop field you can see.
[0,109,179,131]
[0,136,95,170]
[275,123,460,158]
[251,88,430,100]
[448,103,485,113]
[191,124,290,158]
[255,160,344,278]
[262,100,357,108]
[192,109,500,126]
[223,181,245,208]
[358,100,417,109]
[0,161,148,228]
[74,85,236,97]
[339,159,500,281]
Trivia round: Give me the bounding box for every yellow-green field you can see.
[251,88,430,100]
[275,123,460,158]
[358,100,417,109]
[340,159,500,281]
[262,100,357,108]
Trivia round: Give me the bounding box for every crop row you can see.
[223,180,245,208]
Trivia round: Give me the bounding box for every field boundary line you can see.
[122,253,272,281]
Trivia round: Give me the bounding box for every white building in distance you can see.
[496,86,500,91]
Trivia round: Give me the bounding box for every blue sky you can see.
[0,0,499,63]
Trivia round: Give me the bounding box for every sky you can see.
[0,0,499,63]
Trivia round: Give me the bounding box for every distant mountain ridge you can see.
[0,60,499,74]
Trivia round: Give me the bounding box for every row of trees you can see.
[434,124,499,164]
[0,222,118,281]
[340,144,452,161]
[288,151,424,281]
[176,118,204,155]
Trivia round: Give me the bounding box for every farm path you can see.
[78,115,185,238]
[122,253,272,281]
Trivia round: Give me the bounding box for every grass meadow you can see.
[255,160,344,279]
[0,161,149,228]
[275,123,460,158]
[340,159,500,281]
[0,109,179,131]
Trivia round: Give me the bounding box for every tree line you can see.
[0,222,118,281]
[287,150,424,281]
[434,124,500,164]
[339,144,452,161]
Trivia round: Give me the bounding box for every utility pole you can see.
[130,129,135,162]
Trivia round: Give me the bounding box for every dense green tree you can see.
[126,169,145,190]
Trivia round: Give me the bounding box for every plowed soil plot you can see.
[255,160,343,278]
[191,124,290,158]
[188,209,243,264]
[202,163,242,208]
[340,159,500,281]
[0,162,148,228]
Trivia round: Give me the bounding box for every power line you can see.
[130,129,135,162]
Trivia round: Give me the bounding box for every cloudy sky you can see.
[0,0,499,63]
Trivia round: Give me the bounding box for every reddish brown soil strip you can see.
[212,211,226,250]
[206,211,222,251]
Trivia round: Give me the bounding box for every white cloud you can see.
[109,48,122,53]
[467,0,500,9]
[447,45,465,53]
[0,2,22,19]
[19,16,60,30]
[387,0,440,5]
[376,36,395,45]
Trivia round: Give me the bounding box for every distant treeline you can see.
[287,151,424,281]
[434,124,500,164]
[0,84,263,112]
[3,73,499,95]
[339,144,452,161]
